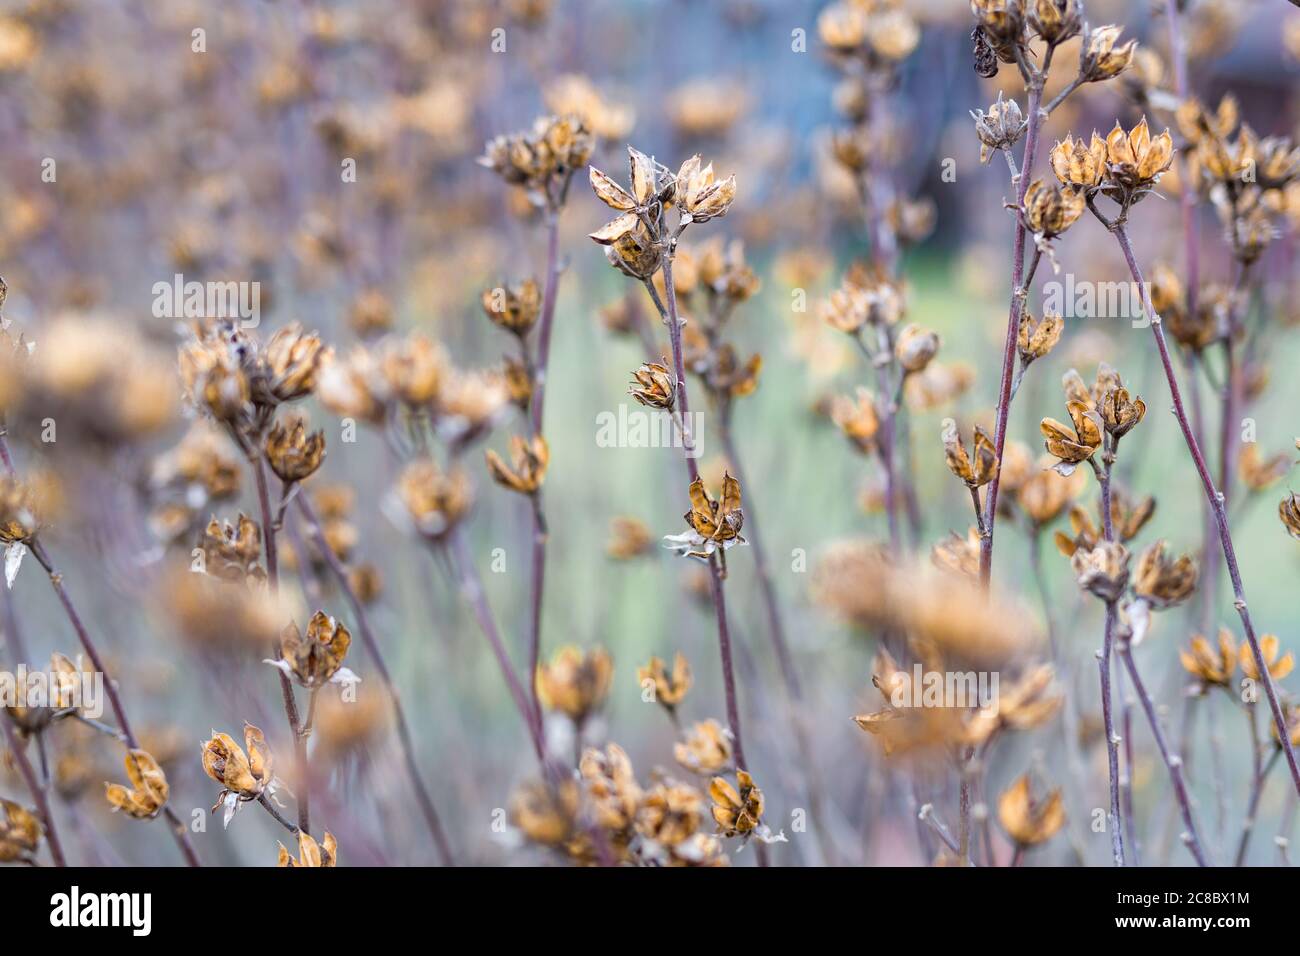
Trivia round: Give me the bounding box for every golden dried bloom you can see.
[151,421,242,503]
[1081,24,1136,83]
[997,441,1035,496]
[1104,117,1174,192]
[263,324,326,403]
[1109,486,1156,542]
[104,749,169,820]
[0,798,40,863]
[1018,310,1063,366]
[966,664,1063,746]
[200,513,264,584]
[202,724,273,824]
[674,155,738,224]
[1167,283,1224,352]
[603,223,663,279]
[1132,540,1197,609]
[971,0,1025,46]
[436,367,510,444]
[1017,458,1085,526]
[511,778,579,848]
[537,645,613,724]
[378,333,444,408]
[264,415,325,483]
[638,652,692,709]
[485,434,549,495]
[1096,381,1146,439]
[1238,445,1290,493]
[278,830,338,868]
[665,79,750,139]
[347,288,393,339]
[818,1,869,53]
[606,516,654,560]
[481,279,542,336]
[705,345,762,400]
[674,718,733,775]
[628,361,675,411]
[931,527,981,578]
[396,458,471,540]
[1049,131,1106,191]
[635,780,709,853]
[348,562,383,605]
[1053,502,1100,557]
[1023,180,1085,237]
[1041,401,1102,471]
[944,424,997,489]
[316,346,388,425]
[277,610,353,688]
[998,774,1065,846]
[1071,541,1130,603]
[0,475,43,544]
[1254,135,1300,191]
[502,356,533,410]
[971,92,1025,165]
[1240,634,1295,683]
[1181,628,1237,689]
[895,324,940,373]
[830,386,879,452]
[666,473,747,560]
[1225,203,1276,266]
[580,743,641,836]
[1028,0,1079,44]
[709,769,764,838]
[480,114,592,193]
[1280,492,1300,540]
[1176,94,1238,147]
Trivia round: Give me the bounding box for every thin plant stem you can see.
[445,525,546,764]
[979,69,1047,585]
[1110,221,1300,797]
[258,793,298,834]
[1115,660,1140,865]
[26,538,201,867]
[297,494,455,864]
[1235,723,1280,866]
[1118,641,1209,866]
[0,713,66,866]
[1095,445,1125,866]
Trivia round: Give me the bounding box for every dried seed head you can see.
[264,414,325,483]
[1023,179,1085,237]
[1240,634,1295,683]
[1132,540,1197,609]
[998,774,1065,846]
[1080,23,1136,83]
[484,434,549,495]
[396,458,471,541]
[638,652,692,710]
[1027,0,1080,45]
[1070,540,1130,603]
[971,92,1024,164]
[1017,310,1064,366]
[536,645,612,724]
[1280,491,1300,540]
[944,424,998,489]
[481,279,542,336]
[1049,131,1107,190]
[104,749,169,820]
[895,324,941,373]
[628,361,676,411]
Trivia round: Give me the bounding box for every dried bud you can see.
[1081,24,1136,83]
[1103,117,1174,194]
[104,749,169,820]
[278,830,338,867]
[675,155,737,224]
[277,610,353,688]
[263,324,326,403]
[0,798,40,863]
[709,769,765,837]
[895,324,941,373]
[264,415,325,483]
[970,93,1024,165]
[1280,491,1300,539]
[396,458,471,540]
[1097,383,1145,439]
[665,474,747,561]
[1132,540,1197,609]
[1028,0,1080,45]
[998,774,1064,846]
[1071,540,1130,603]
[1018,310,1063,365]
[1023,180,1085,237]
[481,279,542,336]
[944,424,998,489]
[831,387,879,453]
[485,434,549,495]
[971,0,1025,47]
[1049,131,1107,190]
[1240,634,1294,682]
[628,361,676,410]
[638,652,692,709]
[1041,402,1102,473]
[1180,628,1237,688]
[537,645,612,724]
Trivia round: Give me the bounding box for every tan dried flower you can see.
[709,769,764,838]
[1132,540,1197,609]
[278,830,338,867]
[998,774,1065,846]
[485,434,549,495]
[1080,24,1136,83]
[674,719,733,775]
[638,653,692,710]
[275,610,354,689]
[264,415,325,483]
[1180,628,1237,689]
[536,645,612,724]
[944,424,997,489]
[1240,635,1294,683]
[104,749,169,820]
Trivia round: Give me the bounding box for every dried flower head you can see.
[606,516,654,560]
[481,279,542,336]
[895,324,941,373]
[709,769,764,838]
[200,513,265,585]
[396,459,472,541]
[1132,540,1197,609]
[0,798,40,863]
[1023,180,1085,237]
[1028,0,1080,45]
[264,414,326,483]
[664,473,747,561]
[1280,492,1300,540]
[1103,117,1174,199]
[536,645,613,724]
[970,92,1025,165]
[944,424,997,489]
[931,527,981,578]
[638,652,692,710]
[628,361,676,411]
[1040,401,1102,474]
[1070,540,1130,603]
[830,386,879,452]
[1180,628,1237,690]
[1238,445,1290,493]
[278,830,338,867]
[674,718,733,775]
[1080,24,1136,83]
[202,723,275,826]
[1240,635,1294,683]
[1018,310,1064,367]
[104,749,169,820]
[998,773,1065,846]
[485,434,549,495]
[273,610,355,689]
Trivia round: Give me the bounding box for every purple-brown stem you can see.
[980,74,1046,585]
[297,494,454,864]
[0,714,65,866]
[250,454,308,835]
[1234,707,1277,867]
[1117,641,1208,866]
[446,526,546,764]
[1094,445,1126,866]
[1111,221,1300,797]
[27,538,201,867]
